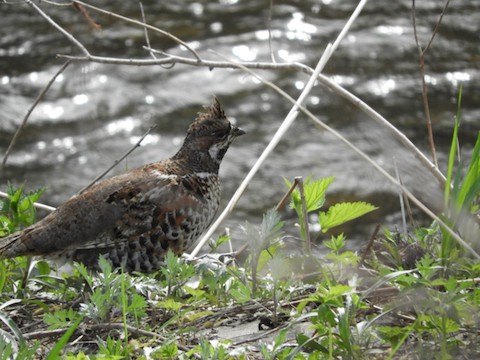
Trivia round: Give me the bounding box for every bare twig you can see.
[26,0,90,56]
[359,223,381,266]
[2,60,72,170]
[423,0,452,53]
[138,1,156,60]
[411,0,451,168]
[77,125,157,194]
[275,177,298,211]
[72,0,201,61]
[73,2,101,30]
[267,0,276,63]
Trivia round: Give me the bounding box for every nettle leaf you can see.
[303,176,335,212]
[319,202,378,233]
[285,176,335,213]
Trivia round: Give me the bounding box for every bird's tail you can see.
[0,232,23,259]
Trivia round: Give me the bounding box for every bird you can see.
[0,98,245,272]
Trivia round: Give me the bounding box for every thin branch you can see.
[267,0,276,63]
[72,0,201,61]
[424,0,451,54]
[138,1,156,60]
[26,0,90,56]
[275,177,298,211]
[2,60,72,169]
[411,0,450,169]
[77,125,157,194]
[359,223,381,266]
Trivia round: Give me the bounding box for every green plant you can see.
[76,257,149,325]
[97,335,132,359]
[284,176,377,240]
[0,184,44,236]
[441,85,480,265]
[160,249,196,297]
[241,208,284,294]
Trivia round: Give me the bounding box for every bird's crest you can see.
[197,97,225,121]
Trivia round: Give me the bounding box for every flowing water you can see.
[0,0,479,249]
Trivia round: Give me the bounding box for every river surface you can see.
[0,0,479,250]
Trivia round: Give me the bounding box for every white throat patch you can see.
[208,142,223,163]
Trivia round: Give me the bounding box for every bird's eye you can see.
[211,130,228,138]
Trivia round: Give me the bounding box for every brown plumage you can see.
[0,98,245,272]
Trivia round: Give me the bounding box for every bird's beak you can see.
[232,126,246,137]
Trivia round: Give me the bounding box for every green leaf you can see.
[325,284,352,298]
[45,315,84,360]
[455,132,480,211]
[319,201,378,233]
[303,176,335,212]
[285,176,334,213]
[44,308,80,330]
[256,243,282,273]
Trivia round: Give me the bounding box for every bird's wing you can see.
[63,169,208,252]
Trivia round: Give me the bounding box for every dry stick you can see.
[72,0,201,61]
[1,60,72,170]
[275,178,299,211]
[77,125,157,195]
[411,0,451,168]
[267,0,276,63]
[311,68,445,187]
[138,1,156,60]
[359,223,381,267]
[189,0,369,259]
[26,0,90,56]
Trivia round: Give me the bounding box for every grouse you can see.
[0,98,245,272]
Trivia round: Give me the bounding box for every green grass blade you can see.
[0,312,25,348]
[444,84,462,210]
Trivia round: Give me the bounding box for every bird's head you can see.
[175,98,245,169]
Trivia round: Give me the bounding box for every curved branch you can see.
[72,0,201,61]
[26,0,90,56]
